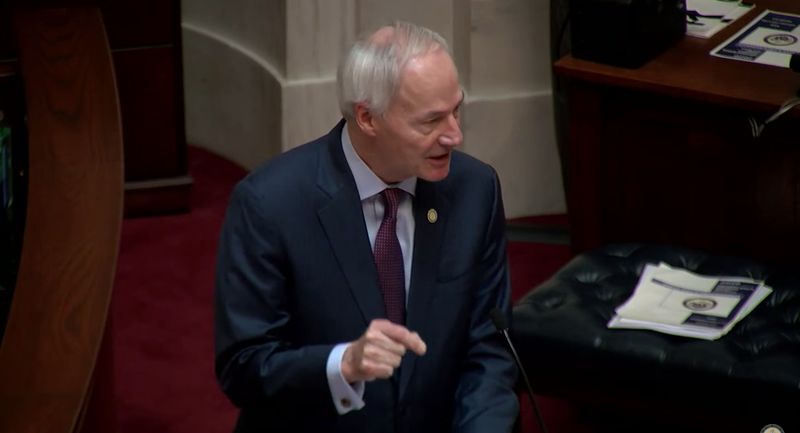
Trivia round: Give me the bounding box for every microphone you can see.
[490,308,548,433]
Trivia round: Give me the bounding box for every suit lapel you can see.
[316,121,385,326]
[317,192,386,326]
[398,179,450,401]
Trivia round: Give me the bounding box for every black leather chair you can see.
[513,243,800,432]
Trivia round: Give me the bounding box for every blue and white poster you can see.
[711,9,800,68]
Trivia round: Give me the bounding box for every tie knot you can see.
[380,188,402,219]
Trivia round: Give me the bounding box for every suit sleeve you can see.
[451,169,520,433]
[214,180,339,415]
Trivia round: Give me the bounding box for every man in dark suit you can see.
[214,21,519,432]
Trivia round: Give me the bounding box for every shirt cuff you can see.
[326,343,366,414]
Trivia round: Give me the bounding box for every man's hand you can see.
[341,319,427,383]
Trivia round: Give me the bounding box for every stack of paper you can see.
[711,9,800,68]
[607,262,772,340]
[686,0,755,39]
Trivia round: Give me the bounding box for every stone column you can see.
[465,0,565,217]
[181,0,355,165]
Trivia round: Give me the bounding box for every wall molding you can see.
[182,22,337,88]
[467,89,553,103]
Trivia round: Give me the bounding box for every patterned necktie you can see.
[374,188,406,325]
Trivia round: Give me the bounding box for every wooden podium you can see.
[0,8,123,433]
[555,0,800,267]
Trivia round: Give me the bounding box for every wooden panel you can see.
[1,48,192,214]
[0,7,123,433]
[1,1,190,217]
[94,0,175,48]
[566,82,800,266]
[124,175,192,217]
[554,0,800,115]
[113,46,187,181]
[0,0,176,60]
[74,315,116,433]
[566,81,603,256]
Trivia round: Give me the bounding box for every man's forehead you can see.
[395,83,463,116]
[399,53,458,90]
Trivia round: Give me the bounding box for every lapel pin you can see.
[427,208,438,224]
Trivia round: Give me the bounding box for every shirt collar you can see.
[341,124,417,200]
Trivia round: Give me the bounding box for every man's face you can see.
[370,49,464,183]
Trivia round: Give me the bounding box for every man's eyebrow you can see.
[420,90,465,120]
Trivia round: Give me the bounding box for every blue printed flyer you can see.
[711,9,800,68]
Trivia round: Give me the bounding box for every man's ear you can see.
[353,103,378,137]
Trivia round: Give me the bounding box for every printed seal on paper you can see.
[682,298,717,311]
[763,34,798,46]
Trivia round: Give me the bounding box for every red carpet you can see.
[112,146,577,433]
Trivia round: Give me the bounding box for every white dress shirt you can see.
[326,125,417,414]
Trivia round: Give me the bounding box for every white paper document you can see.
[686,0,756,39]
[711,9,800,67]
[608,262,772,340]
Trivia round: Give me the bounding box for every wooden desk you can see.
[556,0,800,267]
[0,8,123,433]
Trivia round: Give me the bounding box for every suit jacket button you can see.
[340,398,351,408]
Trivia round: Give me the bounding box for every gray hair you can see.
[336,21,453,120]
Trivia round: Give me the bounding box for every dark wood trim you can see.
[0,7,124,433]
[0,62,17,77]
[505,223,571,245]
[124,175,193,217]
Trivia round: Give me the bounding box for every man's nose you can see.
[438,115,462,147]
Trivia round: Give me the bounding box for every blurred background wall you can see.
[180,0,565,218]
